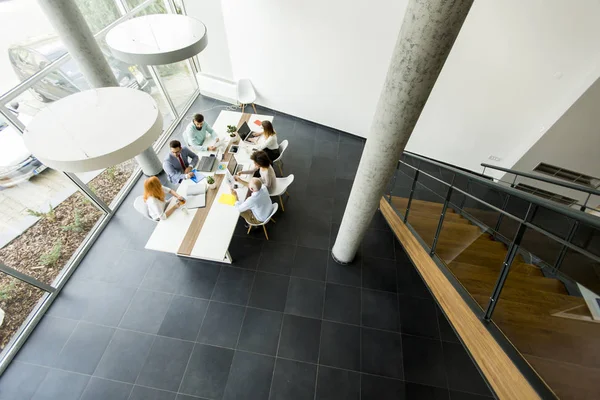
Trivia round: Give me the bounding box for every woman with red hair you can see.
[143,176,185,220]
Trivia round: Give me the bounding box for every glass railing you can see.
[388,152,600,400]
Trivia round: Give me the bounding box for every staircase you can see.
[391,196,600,400]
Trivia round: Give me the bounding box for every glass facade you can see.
[0,0,200,368]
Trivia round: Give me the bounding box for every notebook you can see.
[218,193,237,206]
[185,183,207,209]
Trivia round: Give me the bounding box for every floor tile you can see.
[141,254,188,293]
[437,307,460,343]
[361,327,403,379]
[94,329,154,383]
[402,334,447,388]
[362,229,395,260]
[269,359,317,400]
[406,382,450,399]
[128,386,176,400]
[230,236,263,269]
[180,344,234,399]
[443,342,491,396]
[323,283,361,325]
[176,260,221,299]
[136,336,194,392]
[55,322,115,374]
[211,267,255,305]
[15,316,78,366]
[197,301,245,348]
[257,242,296,275]
[278,314,321,363]
[249,272,290,312]
[119,289,173,334]
[319,321,360,371]
[285,277,325,319]
[398,294,440,339]
[396,256,431,299]
[362,289,400,331]
[223,351,275,400]
[315,366,360,400]
[362,257,397,292]
[111,248,156,286]
[297,218,331,250]
[291,247,328,281]
[326,257,361,287]
[31,369,90,400]
[448,390,493,400]
[0,362,48,400]
[237,308,283,356]
[80,377,132,400]
[361,374,405,400]
[157,296,208,341]
[369,210,392,232]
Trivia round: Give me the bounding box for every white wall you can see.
[406,1,600,177]
[184,0,234,81]
[507,77,600,209]
[220,0,407,137]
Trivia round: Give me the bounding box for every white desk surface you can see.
[145,111,274,263]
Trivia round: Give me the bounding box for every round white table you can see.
[105,14,208,65]
[23,87,164,175]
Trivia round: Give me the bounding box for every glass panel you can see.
[125,0,168,14]
[156,61,198,113]
[0,275,46,352]
[75,0,121,33]
[405,172,445,250]
[76,158,139,208]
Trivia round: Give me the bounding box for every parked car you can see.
[0,105,45,189]
[8,34,151,102]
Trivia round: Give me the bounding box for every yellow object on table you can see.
[218,193,237,206]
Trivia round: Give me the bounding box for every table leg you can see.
[136,146,163,176]
[224,250,233,264]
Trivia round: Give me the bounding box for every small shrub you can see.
[26,204,56,222]
[40,240,62,266]
[106,166,117,182]
[206,176,215,184]
[227,125,237,133]
[0,281,16,301]
[62,209,84,232]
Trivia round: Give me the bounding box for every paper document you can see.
[186,183,207,196]
[215,162,228,175]
[218,193,237,206]
[190,170,206,183]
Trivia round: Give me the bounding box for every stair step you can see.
[404,209,467,222]
[391,197,455,213]
[450,260,542,277]
[449,263,567,294]
[437,246,525,266]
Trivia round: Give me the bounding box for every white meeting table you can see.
[145,110,274,263]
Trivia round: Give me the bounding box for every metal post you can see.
[404,170,420,222]
[484,204,538,321]
[0,105,26,133]
[64,172,112,214]
[511,175,517,188]
[482,166,486,176]
[0,263,55,293]
[430,176,455,255]
[388,161,401,203]
[459,178,470,210]
[553,220,579,272]
[580,193,592,212]
[149,66,178,118]
[493,194,511,237]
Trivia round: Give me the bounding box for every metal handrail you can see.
[403,151,600,230]
[480,162,600,197]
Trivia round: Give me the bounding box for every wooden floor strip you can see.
[380,198,542,400]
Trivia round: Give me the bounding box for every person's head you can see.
[143,176,165,202]
[193,114,205,130]
[261,120,276,138]
[248,178,262,192]
[170,140,182,157]
[251,150,272,169]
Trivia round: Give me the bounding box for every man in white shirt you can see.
[184,114,219,151]
[232,178,273,225]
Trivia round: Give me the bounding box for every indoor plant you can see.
[206,176,217,190]
[227,125,237,137]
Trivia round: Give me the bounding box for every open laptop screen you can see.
[227,156,238,176]
[238,122,252,141]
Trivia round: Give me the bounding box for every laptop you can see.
[227,155,245,176]
[198,156,216,172]
[237,121,253,142]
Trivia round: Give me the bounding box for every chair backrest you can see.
[134,196,154,221]
[270,174,294,196]
[273,140,289,163]
[237,79,256,102]
[267,202,279,221]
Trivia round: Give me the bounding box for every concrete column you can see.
[37,0,118,88]
[332,0,474,263]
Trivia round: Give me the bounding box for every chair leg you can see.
[251,103,257,113]
[270,218,276,223]
[262,225,269,240]
[285,191,290,197]
[247,225,252,234]
[278,162,283,176]
[279,196,285,212]
[241,103,245,112]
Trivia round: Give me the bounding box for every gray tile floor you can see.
[0,96,495,400]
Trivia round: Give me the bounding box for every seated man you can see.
[232,178,273,226]
[163,140,199,184]
[185,113,219,151]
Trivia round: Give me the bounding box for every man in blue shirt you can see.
[184,114,219,151]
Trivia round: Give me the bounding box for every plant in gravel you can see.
[227,125,237,134]
[62,209,84,232]
[39,240,62,266]
[26,204,56,222]
[0,281,16,301]
[106,166,117,182]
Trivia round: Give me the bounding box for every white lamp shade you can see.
[23,87,163,172]
[106,14,208,65]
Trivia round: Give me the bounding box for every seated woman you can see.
[143,176,185,220]
[249,120,280,162]
[235,151,276,191]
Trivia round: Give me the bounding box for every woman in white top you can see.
[249,120,280,162]
[143,176,185,220]
[235,151,276,191]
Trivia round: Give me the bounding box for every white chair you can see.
[237,79,257,113]
[269,174,294,212]
[272,140,289,176]
[134,196,155,222]
[246,203,278,240]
